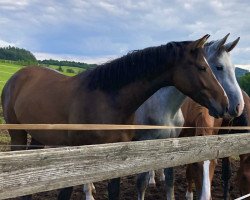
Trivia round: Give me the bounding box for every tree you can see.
[239,72,250,95]
[66,68,75,73]
[38,59,96,70]
[0,46,37,64]
[57,66,63,72]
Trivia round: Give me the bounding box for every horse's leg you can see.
[185,165,194,200]
[164,167,175,200]
[83,183,95,200]
[222,157,232,200]
[108,178,120,200]
[159,168,165,182]
[136,172,150,200]
[28,138,45,150]
[58,187,74,200]
[91,183,96,194]
[9,130,27,151]
[148,170,156,187]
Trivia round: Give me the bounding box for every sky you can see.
[0,0,250,67]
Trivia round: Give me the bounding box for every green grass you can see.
[48,65,85,76]
[0,62,23,92]
[0,60,84,94]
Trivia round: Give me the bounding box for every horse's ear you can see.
[224,37,240,52]
[211,33,230,50]
[193,34,210,49]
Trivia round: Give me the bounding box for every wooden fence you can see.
[0,125,250,199]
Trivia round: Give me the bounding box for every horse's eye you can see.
[198,65,207,71]
[216,65,223,71]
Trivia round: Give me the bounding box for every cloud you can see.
[0,0,29,10]
[0,0,249,64]
[34,52,117,64]
[0,39,16,47]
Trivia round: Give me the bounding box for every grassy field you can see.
[0,62,23,92]
[0,61,84,94]
[0,60,85,125]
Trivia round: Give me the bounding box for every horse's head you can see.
[205,34,244,117]
[173,34,228,118]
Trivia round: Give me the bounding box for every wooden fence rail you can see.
[0,133,250,199]
[1,123,250,130]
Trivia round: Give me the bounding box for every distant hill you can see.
[0,46,37,64]
[0,46,96,70]
[236,67,249,77]
[38,59,97,70]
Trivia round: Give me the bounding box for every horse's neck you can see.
[150,87,186,119]
[161,87,187,118]
[135,87,186,124]
[116,70,174,116]
[83,43,179,117]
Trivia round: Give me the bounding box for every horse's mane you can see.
[87,41,191,91]
[205,40,226,49]
[205,41,215,46]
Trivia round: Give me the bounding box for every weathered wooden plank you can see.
[0,133,250,199]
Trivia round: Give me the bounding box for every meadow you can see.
[0,60,84,94]
[0,60,85,124]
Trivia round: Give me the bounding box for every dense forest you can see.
[38,59,96,69]
[0,46,37,64]
[239,72,250,95]
[0,46,96,69]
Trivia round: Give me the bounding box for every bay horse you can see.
[1,35,229,200]
[181,92,250,200]
[128,35,242,200]
[180,97,223,200]
[220,91,250,200]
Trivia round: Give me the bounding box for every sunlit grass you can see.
[0,61,84,94]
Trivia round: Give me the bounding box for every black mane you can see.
[205,40,227,53]
[205,41,215,46]
[87,41,191,91]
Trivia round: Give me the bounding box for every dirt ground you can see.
[0,130,242,200]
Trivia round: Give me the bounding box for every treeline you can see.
[0,46,97,69]
[0,46,37,64]
[239,72,250,95]
[38,59,97,69]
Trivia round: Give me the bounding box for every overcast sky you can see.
[0,0,250,65]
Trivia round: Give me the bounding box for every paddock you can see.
[0,124,249,199]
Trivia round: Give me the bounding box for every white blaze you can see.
[201,160,211,200]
